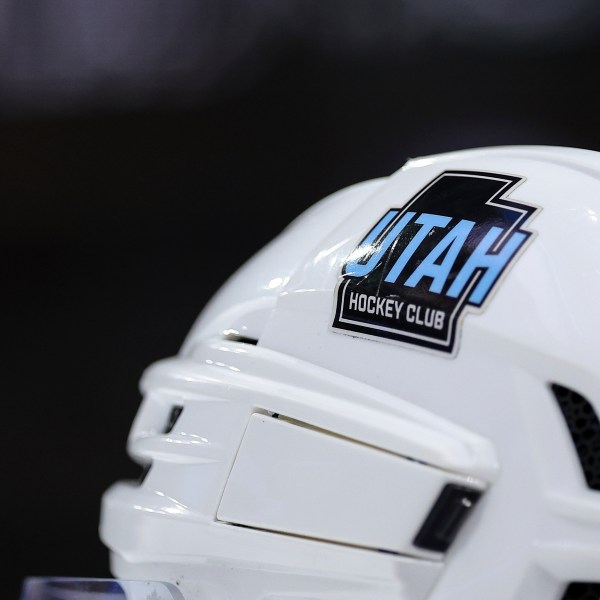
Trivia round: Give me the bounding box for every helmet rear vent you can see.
[552,384,600,491]
[561,582,600,600]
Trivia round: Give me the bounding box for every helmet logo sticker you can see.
[332,170,539,355]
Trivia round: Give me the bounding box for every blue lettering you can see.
[345,210,415,277]
[447,227,526,304]
[384,213,452,284]
[404,219,475,293]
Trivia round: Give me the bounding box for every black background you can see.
[4,4,600,597]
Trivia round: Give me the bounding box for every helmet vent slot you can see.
[561,582,600,600]
[552,384,600,491]
[413,484,482,553]
[137,463,151,485]
[222,331,258,345]
[163,405,183,434]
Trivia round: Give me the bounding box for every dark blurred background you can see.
[4,1,600,596]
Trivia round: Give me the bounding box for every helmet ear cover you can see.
[100,146,600,600]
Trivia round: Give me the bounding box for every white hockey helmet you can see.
[99,146,600,600]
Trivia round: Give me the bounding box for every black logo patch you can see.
[332,171,539,354]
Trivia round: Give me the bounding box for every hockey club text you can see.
[332,171,539,354]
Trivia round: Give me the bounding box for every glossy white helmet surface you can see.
[100,146,600,600]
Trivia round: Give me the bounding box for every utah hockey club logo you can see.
[332,171,539,354]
